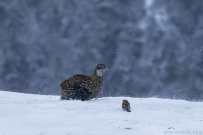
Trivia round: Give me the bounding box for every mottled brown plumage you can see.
[122,99,131,112]
[60,64,108,101]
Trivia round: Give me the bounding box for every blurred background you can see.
[0,0,203,101]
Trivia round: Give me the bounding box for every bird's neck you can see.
[92,69,102,80]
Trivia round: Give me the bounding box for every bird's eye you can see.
[98,64,103,69]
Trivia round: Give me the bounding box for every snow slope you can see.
[0,91,202,135]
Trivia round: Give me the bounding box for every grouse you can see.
[122,99,131,112]
[60,64,108,101]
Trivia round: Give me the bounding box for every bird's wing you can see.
[60,74,90,90]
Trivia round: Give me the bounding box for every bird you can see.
[122,99,131,112]
[60,63,108,101]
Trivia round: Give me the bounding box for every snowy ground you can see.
[0,91,203,135]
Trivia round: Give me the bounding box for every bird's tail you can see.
[126,108,131,112]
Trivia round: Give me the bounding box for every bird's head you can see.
[95,63,108,77]
[123,99,128,104]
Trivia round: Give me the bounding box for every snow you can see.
[0,91,203,135]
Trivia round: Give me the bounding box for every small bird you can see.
[122,99,131,112]
[60,64,108,101]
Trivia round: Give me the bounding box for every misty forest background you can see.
[0,0,203,101]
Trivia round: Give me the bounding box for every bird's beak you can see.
[105,67,109,71]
